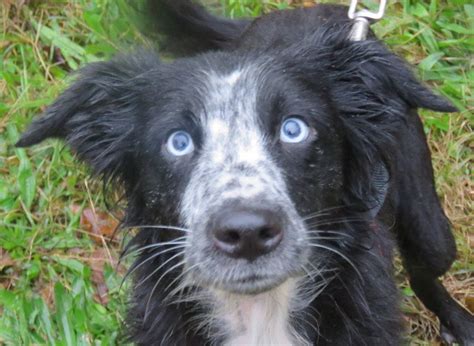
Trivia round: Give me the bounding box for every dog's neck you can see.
[209,280,306,345]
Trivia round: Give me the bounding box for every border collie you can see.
[17,1,474,344]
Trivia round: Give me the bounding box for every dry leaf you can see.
[0,249,15,271]
[466,296,474,314]
[89,249,110,305]
[39,282,54,307]
[0,41,10,50]
[79,208,119,245]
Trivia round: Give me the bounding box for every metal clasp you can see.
[348,0,387,41]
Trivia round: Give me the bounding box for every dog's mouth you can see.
[217,273,288,295]
[188,258,305,296]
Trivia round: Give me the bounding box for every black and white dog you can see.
[17,1,474,345]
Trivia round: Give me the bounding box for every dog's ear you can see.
[16,53,157,181]
[332,37,457,211]
[329,37,457,113]
[295,29,457,212]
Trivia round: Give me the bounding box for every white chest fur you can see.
[211,280,303,346]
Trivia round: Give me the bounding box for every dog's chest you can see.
[225,296,291,345]
[212,281,303,346]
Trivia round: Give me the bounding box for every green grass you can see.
[1,0,472,344]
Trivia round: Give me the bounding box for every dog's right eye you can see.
[166,131,195,156]
[280,117,310,143]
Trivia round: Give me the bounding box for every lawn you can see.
[0,0,472,344]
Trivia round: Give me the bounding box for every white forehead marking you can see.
[181,66,287,227]
[223,70,242,86]
[202,68,244,103]
[211,149,226,164]
[236,132,265,165]
[208,118,230,164]
[202,68,265,166]
[209,118,230,137]
[204,68,266,166]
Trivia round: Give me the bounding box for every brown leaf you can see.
[302,1,316,8]
[466,296,474,314]
[0,249,15,271]
[39,282,54,307]
[289,0,316,7]
[0,41,10,50]
[89,249,110,305]
[92,270,108,304]
[70,204,82,214]
[468,234,474,249]
[79,208,119,245]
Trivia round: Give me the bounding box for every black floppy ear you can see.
[331,37,457,113]
[16,52,158,181]
[296,26,457,212]
[334,37,457,212]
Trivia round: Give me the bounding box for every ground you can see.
[0,0,472,345]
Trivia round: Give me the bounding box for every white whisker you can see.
[307,243,363,280]
[136,250,186,289]
[144,259,187,321]
[121,237,188,259]
[124,225,192,233]
[123,244,189,287]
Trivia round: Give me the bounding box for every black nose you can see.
[211,208,283,261]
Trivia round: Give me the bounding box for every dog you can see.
[17,1,474,344]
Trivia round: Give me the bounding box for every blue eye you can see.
[166,131,194,156]
[280,118,309,143]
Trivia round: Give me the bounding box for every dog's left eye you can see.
[280,118,309,143]
[166,131,195,156]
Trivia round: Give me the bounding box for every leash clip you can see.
[348,0,387,41]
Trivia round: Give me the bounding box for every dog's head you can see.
[17,26,455,296]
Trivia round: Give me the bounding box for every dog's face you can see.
[135,55,345,294]
[17,33,454,298]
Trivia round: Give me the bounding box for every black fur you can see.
[135,0,250,56]
[17,1,473,345]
